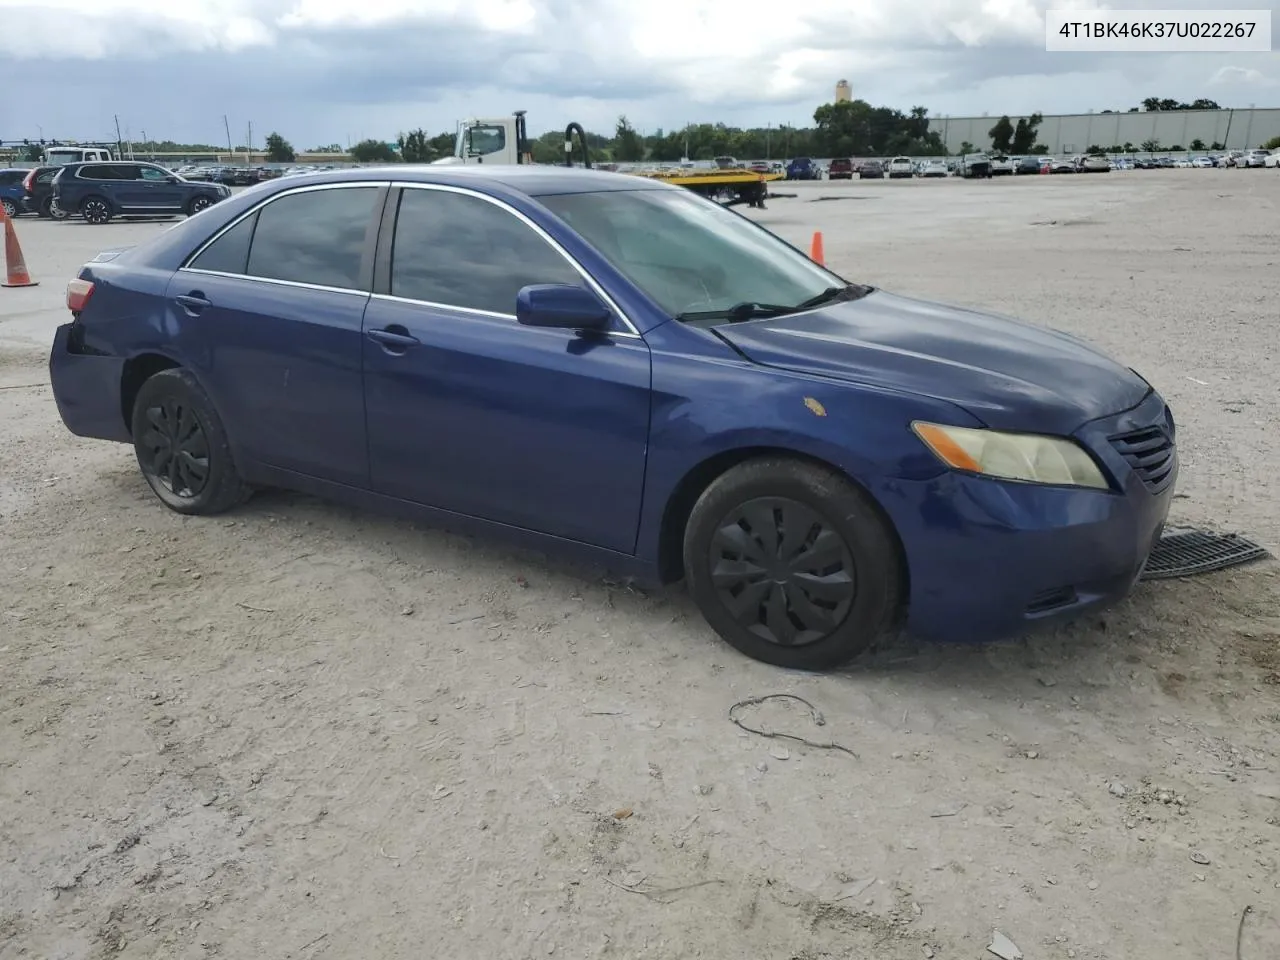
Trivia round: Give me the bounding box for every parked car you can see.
[989,156,1014,176]
[917,159,948,178]
[1241,149,1271,168]
[0,168,32,218]
[828,158,854,180]
[859,160,885,179]
[886,156,914,179]
[957,154,993,178]
[1264,151,1280,168]
[1080,155,1112,173]
[1015,156,1042,175]
[785,157,821,180]
[51,161,232,224]
[48,166,1177,670]
[19,165,70,219]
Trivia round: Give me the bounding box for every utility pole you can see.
[223,115,233,160]
[246,121,252,164]
[114,115,123,156]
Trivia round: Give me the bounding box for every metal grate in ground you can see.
[1141,528,1272,581]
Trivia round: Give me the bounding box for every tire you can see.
[131,368,249,516]
[187,195,213,216]
[682,457,903,670]
[81,196,112,224]
[1,198,16,218]
[47,197,71,221]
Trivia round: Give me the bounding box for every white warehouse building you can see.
[928,108,1280,154]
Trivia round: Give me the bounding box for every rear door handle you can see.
[367,327,420,352]
[175,293,211,314]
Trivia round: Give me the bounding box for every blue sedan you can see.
[49,166,1177,670]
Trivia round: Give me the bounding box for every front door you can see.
[170,183,385,486]
[361,186,652,554]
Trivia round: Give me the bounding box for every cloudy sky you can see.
[3,0,1277,149]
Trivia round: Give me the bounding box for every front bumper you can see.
[49,322,131,443]
[880,390,1177,643]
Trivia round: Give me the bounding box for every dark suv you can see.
[52,162,231,224]
[20,166,69,219]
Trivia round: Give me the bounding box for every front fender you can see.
[634,332,983,565]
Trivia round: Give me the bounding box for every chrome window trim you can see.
[179,267,373,298]
[176,178,643,339]
[178,181,384,283]
[389,181,641,337]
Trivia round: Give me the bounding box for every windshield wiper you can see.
[673,301,797,323]
[791,283,868,311]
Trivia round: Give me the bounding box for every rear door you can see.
[170,182,385,486]
[360,184,652,553]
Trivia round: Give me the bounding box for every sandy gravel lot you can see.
[2,170,1278,960]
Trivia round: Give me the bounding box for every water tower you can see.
[835,80,851,103]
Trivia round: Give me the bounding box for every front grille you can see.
[1109,421,1176,492]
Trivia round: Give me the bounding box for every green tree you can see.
[264,132,295,163]
[1029,143,1049,155]
[1262,136,1280,150]
[1189,138,1206,151]
[1140,139,1161,152]
[957,141,975,156]
[1086,144,1107,156]
[1010,113,1042,154]
[397,129,433,163]
[988,116,1014,153]
[350,139,398,163]
[613,116,646,162]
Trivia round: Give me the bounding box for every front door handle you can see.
[175,293,211,315]
[367,326,420,353]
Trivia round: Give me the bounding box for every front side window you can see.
[245,186,379,289]
[538,188,847,321]
[465,125,506,158]
[389,188,582,314]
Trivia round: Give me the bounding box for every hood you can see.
[714,290,1150,435]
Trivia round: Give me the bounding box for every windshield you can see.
[538,188,853,323]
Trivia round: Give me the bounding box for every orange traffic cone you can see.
[809,230,825,266]
[1,205,37,288]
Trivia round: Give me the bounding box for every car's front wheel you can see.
[81,197,112,224]
[187,196,213,216]
[683,457,904,670]
[131,368,249,515]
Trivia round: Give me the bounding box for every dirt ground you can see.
[2,171,1278,960]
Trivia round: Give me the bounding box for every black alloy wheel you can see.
[81,197,112,224]
[138,396,210,499]
[683,458,903,670]
[188,196,212,215]
[709,497,856,648]
[131,368,250,515]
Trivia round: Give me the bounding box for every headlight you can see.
[912,422,1109,489]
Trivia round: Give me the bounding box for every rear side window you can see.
[188,213,258,275]
[0,171,24,186]
[389,188,581,314]
[245,187,378,289]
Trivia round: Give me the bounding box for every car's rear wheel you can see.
[46,197,70,220]
[81,197,112,224]
[1,198,16,218]
[187,196,213,216]
[131,368,249,516]
[683,458,903,670]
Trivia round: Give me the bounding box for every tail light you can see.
[66,278,95,314]
[22,169,36,193]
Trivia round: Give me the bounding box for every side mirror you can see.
[516,284,611,331]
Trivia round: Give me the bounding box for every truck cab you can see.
[44,147,114,166]
[436,115,531,166]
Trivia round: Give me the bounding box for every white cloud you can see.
[2,0,1277,146]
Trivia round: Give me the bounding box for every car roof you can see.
[283,164,678,198]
